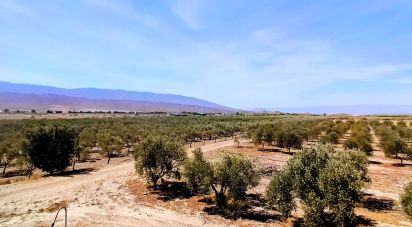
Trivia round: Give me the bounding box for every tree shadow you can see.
[392,163,412,167]
[202,193,281,222]
[203,206,282,222]
[257,148,281,152]
[45,168,95,177]
[1,169,27,178]
[368,160,382,165]
[355,215,376,226]
[151,181,194,202]
[292,215,375,226]
[362,196,395,211]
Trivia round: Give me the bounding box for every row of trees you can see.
[344,120,373,156]
[248,119,328,151]
[319,120,351,144]
[372,121,412,164]
[134,136,370,226]
[0,115,253,176]
[0,124,142,177]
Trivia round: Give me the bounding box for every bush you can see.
[266,144,368,226]
[23,125,78,175]
[401,182,412,218]
[134,136,186,188]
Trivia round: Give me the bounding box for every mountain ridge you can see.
[0,81,235,113]
[0,81,231,111]
[0,92,233,113]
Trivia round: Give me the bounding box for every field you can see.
[0,115,412,226]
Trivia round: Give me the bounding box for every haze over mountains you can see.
[0,81,234,113]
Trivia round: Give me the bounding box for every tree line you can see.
[371,120,412,164]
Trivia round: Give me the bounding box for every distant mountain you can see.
[0,81,234,113]
[275,105,412,115]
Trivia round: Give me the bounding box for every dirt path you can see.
[0,140,238,227]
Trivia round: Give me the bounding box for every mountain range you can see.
[0,81,234,113]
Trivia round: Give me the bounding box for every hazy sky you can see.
[1,0,412,109]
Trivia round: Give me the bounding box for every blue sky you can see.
[0,0,412,109]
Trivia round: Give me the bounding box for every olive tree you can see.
[265,169,295,219]
[382,137,410,165]
[23,125,78,175]
[184,151,260,207]
[320,131,340,144]
[183,148,212,194]
[97,129,123,164]
[0,136,21,174]
[134,136,186,188]
[401,181,412,218]
[277,130,303,152]
[211,153,260,207]
[16,149,35,178]
[266,145,368,226]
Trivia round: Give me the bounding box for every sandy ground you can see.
[0,140,238,227]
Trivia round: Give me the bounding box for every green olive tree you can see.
[134,136,186,188]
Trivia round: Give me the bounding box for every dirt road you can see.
[0,140,239,227]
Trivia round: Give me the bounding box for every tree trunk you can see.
[214,138,217,143]
[3,163,7,174]
[216,192,227,207]
[72,160,76,171]
[211,184,227,208]
[107,155,111,164]
[152,176,159,189]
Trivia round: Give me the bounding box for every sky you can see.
[0,0,412,109]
